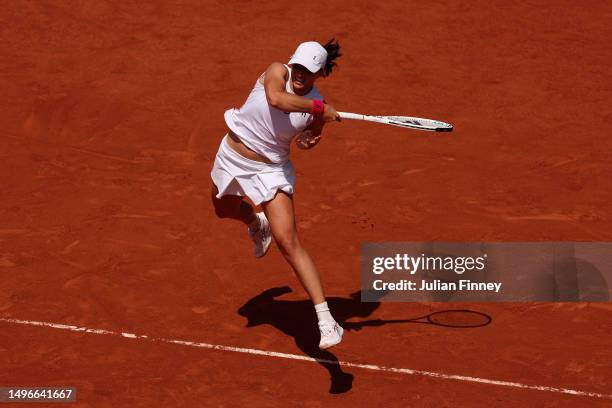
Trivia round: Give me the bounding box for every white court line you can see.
[1,317,610,400]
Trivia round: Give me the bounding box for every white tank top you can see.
[224,64,323,164]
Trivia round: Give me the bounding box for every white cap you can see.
[288,41,328,73]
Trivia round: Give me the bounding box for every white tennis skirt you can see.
[210,135,295,205]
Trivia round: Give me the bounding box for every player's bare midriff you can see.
[227,129,275,164]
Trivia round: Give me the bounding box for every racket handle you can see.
[338,112,365,121]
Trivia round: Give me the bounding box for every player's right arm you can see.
[263,62,339,122]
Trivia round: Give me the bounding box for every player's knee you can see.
[274,231,300,255]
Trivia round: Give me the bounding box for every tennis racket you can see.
[338,112,453,132]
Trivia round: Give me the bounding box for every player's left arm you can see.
[308,113,326,137]
[295,107,327,150]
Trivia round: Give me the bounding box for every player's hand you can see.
[323,104,341,122]
[295,130,321,150]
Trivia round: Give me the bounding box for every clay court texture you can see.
[1,1,611,407]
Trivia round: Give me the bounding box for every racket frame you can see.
[338,111,453,132]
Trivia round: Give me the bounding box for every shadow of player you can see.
[237,286,383,394]
[238,287,493,394]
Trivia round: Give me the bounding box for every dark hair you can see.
[323,38,341,76]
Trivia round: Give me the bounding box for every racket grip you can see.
[338,112,365,121]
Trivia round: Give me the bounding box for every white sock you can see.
[248,213,261,232]
[314,301,335,323]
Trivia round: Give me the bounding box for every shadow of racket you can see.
[343,309,492,330]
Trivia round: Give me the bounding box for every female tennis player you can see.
[210,40,344,349]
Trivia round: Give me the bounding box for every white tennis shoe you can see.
[318,320,344,350]
[248,212,272,258]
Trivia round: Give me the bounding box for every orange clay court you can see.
[1,1,611,407]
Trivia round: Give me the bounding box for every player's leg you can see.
[211,183,271,257]
[262,191,324,302]
[211,183,255,224]
[262,191,343,349]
